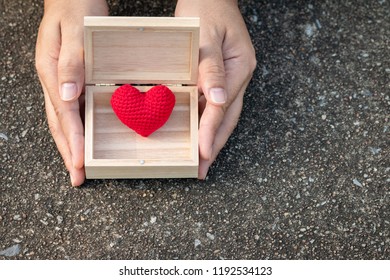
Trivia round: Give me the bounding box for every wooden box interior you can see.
[84,17,200,179]
[85,86,198,178]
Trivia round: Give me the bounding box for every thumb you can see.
[198,42,227,162]
[57,25,84,102]
[199,43,227,105]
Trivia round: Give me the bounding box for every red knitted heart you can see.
[110,84,175,137]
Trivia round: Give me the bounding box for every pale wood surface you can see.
[84,16,200,28]
[84,16,199,85]
[85,85,198,179]
[84,17,200,179]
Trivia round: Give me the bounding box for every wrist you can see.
[44,0,108,15]
[177,0,237,5]
[176,0,239,18]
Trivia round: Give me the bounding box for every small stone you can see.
[150,216,157,224]
[250,15,258,23]
[21,129,28,138]
[0,133,8,141]
[304,23,316,37]
[0,244,21,257]
[321,114,327,120]
[262,66,269,77]
[13,215,21,221]
[353,178,363,187]
[57,216,63,224]
[369,147,381,155]
[315,19,322,29]
[206,233,215,241]
[194,239,202,248]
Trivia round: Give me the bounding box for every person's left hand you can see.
[175,0,257,179]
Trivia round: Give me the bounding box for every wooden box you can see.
[84,17,200,179]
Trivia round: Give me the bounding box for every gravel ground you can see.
[0,0,389,259]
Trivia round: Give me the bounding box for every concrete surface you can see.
[1,0,389,259]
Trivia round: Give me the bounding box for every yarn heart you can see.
[110,84,175,137]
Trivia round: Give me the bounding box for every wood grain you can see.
[84,17,200,179]
[85,86,198,178]
[84,17,199,85]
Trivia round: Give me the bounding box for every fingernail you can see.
[209,88,226,104]
[61,83,77,101]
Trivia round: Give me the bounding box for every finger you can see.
[42,83,85,187]
[198,37,227,106]
[198,102,225,161]
[36,19,85,171]
[197,36,229,160]
[198,83,247,179]
[198,56,254,179]
[57,20,84,102]
[56,20,85,169]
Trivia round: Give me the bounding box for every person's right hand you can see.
[35,0,108,186]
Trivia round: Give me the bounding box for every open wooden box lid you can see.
[84,16,200,85]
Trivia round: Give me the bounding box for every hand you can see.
[35,0,108,186]
[175,0,257,179]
